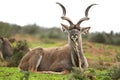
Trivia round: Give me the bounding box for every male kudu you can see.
[19,2,96,74]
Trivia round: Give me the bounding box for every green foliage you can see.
[89,31,120,45]
[0,22,67,40]
[68,68,89,80]
[87,64,120,80]
[10,24,22,36]
[7,40,29,67]
[90,33,106,43]
[21,24,40,35]
[20,71,30,80]
[1,66,120,80]
[0,22,12,37]
[0,67,68,80]
[39,27,66,40]
[1,21,120,45]
[107,64,120,80]
[87,68,112,80]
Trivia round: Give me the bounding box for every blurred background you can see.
[0,0,120,44]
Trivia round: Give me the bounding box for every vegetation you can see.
[0,21,120,79]
[0,67,68,80]
[0,40,120,80]
[7,40,29,67]
[0,21,120,45]
[0,22,66,40]
[107,64,120,80]
[1,65,120,80]
[89,31,120,45]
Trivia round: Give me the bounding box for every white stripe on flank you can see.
[36,55,42,69]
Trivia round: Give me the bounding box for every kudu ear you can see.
[81,27,91,35]
[60,23,69,32]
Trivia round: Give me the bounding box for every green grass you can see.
[84,52,97,60]
[1,67,117,80]
[1,40,120,80]
[28,39,67,48]
[0,67,68,80]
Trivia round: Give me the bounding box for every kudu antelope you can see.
[18,2,96,74]
[0,37,13,59]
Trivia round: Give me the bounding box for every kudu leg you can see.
[35,70,69,74]
[29,54,43,72]
[82,56,88,70]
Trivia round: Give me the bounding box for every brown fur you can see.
[19,45,74,73]
[0,37,13,59]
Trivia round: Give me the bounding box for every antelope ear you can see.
[81,27,91,35]
[60,23,69,32]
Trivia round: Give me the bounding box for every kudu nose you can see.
[71,34,78,41]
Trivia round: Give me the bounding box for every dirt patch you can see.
[84,41,116,58]
[83,41,119,68]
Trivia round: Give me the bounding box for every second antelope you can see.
[0,37,13,59]
[19,2,96,74]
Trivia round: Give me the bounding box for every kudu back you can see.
[18,2,96,74]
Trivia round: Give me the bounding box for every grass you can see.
[1,38,120,80]
[28,39,67,48]
[84,52,99,60]
[1,67,119,80]
[0,67,68,80]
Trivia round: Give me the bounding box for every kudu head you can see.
[56,2,97,42]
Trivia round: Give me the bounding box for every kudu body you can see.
[0,37,13,59]
[19,2,96,74]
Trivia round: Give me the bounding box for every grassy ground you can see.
[1,66,119,80]
[0,67,68,80]
[1,35,120,80]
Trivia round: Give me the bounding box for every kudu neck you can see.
[68,34,85,68]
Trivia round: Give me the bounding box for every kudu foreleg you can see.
[82,56,88,70]
[29,54,42,72]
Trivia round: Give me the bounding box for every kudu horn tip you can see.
[85,3,98,17]
[56,2,66,16]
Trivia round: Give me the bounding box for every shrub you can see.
[89,33,106,43]
[7,40,29,67]
[108,63,120,80]
[68,67,89,80]
[89,32,120,45]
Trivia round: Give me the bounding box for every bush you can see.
[89,32,120,45]
[68,68,89,80]
[89,32,106,43]
[108,64,120,80]
[7,40,29,67]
